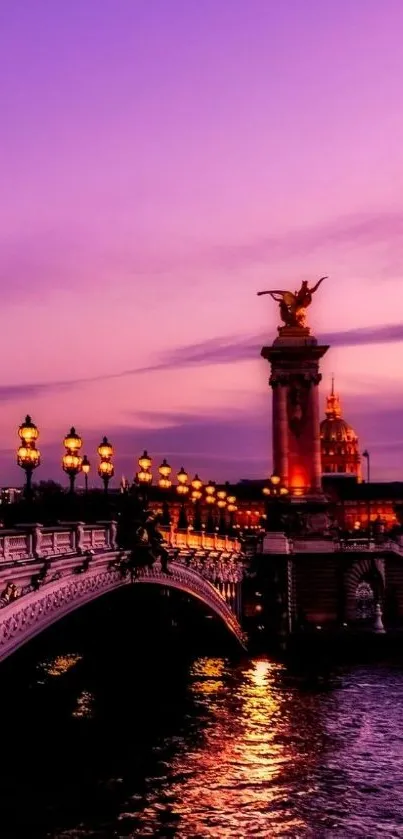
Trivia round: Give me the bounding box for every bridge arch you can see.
[0,559,245,664]
[344,556,385,622]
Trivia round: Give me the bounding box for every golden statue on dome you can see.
[257,276,327,329]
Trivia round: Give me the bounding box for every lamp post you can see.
[98,436,114,494]
[62,427,83,494]
[82,455,90,493]
[362,449,371,538]
[362,449,370,484]
[227,494,238,533]
[137,449,153,508]
[216,488,227,534]
[176,466,189,529]
[262,474,289,531]
[205,480,216,532]
[191,473,203,531]
[158,458,172,525]
[17,415,40,500]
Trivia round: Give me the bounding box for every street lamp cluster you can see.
[15,421,256,533]
[133,451,238,533]
[16,415,114,497]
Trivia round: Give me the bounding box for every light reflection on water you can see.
[39,653,82,678]
[4,649,403,838]
[114,658,403,838]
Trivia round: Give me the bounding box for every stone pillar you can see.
[262,329,328,497]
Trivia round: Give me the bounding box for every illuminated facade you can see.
[320,379,361,478]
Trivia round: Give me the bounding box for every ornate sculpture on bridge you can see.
[257,276,327,329]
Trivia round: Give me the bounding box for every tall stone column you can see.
[262,330,328,497]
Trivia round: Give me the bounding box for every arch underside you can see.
[0,561,245,663]
[344,556,385,622]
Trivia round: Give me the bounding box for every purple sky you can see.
[1,0,403,487]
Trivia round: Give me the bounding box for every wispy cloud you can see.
[136,322,403,371]
[3,209,403,304]
[209,210,403,272]
[3,321,403,403]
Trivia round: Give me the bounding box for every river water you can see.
[1,592,403,838]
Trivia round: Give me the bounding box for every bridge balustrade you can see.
[0,521,117,568]
[160,526,241,553]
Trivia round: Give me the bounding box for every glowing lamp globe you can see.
[216,490,227,501]
[270,474,281,486]
[158,459,172,478]
[176,483,189,496]
[64,428,82,453]
[17,445,40,468]
[158,476,172,490]
[18,415,39,444]
[62,452,82,473]
[98,459,114,478]
[82,455,90,475]
[191,474,203,492]
[98,436,113,460]
[138,450,152,471]
[177,467,188,485]
[138,468,152,485]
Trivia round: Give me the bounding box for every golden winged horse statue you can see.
[257,277,327,329]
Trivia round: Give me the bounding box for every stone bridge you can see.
[0,522,246,663]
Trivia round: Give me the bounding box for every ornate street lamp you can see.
[82,455,90,493]
[137,449,153,507]
[17,415,40,499]
[176,466,189,529]
[227,494,238,532]
[98,436,114,494]
[205,480,216,532]
[62,427,83,494]
[362,449,371,538]
[191,474,203,531]
[158,458,172,525]
[216,488,227,534]
[262,474,289,530]
[158,458,172,488]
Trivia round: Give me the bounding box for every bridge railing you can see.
[159,526,242,553]
[0,521,243,566]
[0,521,118,564]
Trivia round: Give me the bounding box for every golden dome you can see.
[320,378,361,478]
[320,416,358,443]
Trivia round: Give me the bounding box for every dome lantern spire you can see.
[325,375,342,419]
